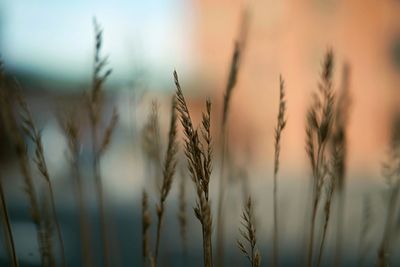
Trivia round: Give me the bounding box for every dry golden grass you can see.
[174,70,214,267]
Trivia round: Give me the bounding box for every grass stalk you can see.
[174,70,214,267]
[154,97,178,266]
[0,175,19,267]
[59,113,94,267]
[17,93,67,267]
[272,75,287,267]
[305,50,335,267]
[237,197,261,267]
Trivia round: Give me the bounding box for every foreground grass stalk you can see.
[237,197,261,267]
[272,75,286,267]
[18,94,67,267]
[174,70,214,267]
[0,175,19,267]
[334,64,350,267]
[87,19,118,267]
[0,81,51,266]
[305,50,335,267]
[216,8,249,266]
[154,97,178,266]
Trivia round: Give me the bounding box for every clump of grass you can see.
[142,190,152,266]
[17,91,67,267]
[237,197,261,267]
[58,111,93,267]
[272,75,287,267]
[317,63,350,267]
[174,70,214,267]
[87,18,118,267]
[154,97,178,266]
[305,50,335,267]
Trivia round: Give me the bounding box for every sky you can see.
[0,0,195,85]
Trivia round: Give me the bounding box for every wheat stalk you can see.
[154,97,178,266]
[58,111,94,267]
[0,173,19,267]
[272,75,287,267]
[17,92,67,267]
[174,70,214,267]
[0,61,20,267]
[333,63,351,267]
[216,7,250,266]
[0,77,52,266]
[305,50,335,267]
[87,18,118,267]
[237,197,261,267]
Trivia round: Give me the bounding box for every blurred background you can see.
[0,0,400,266]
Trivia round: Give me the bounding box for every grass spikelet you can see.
[58,111,93,267]
[174,70,214,267]
[154,97,178,266]
[0,76,51,266]
[17,92,67,267]
[237,197,261,267]
[272,75,287,267]
[87,18,117,267]
[305,50,335,267]
[142,190,151,266]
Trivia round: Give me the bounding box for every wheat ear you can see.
[174,70,214,267]
[237,197,261,267]
[272,75,287,267]
[305,50,335,267]
[154,97,178,266]
[17,92,67,267]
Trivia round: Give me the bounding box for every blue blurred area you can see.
[0,0,195,88]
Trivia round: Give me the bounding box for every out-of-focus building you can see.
[193,0,400,175]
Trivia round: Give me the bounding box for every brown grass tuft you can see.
[237,197,261,267]
[305,50,335,267]
[174,70,214,267]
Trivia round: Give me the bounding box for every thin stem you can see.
[0,178,19,267]
[91,124,110,267]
